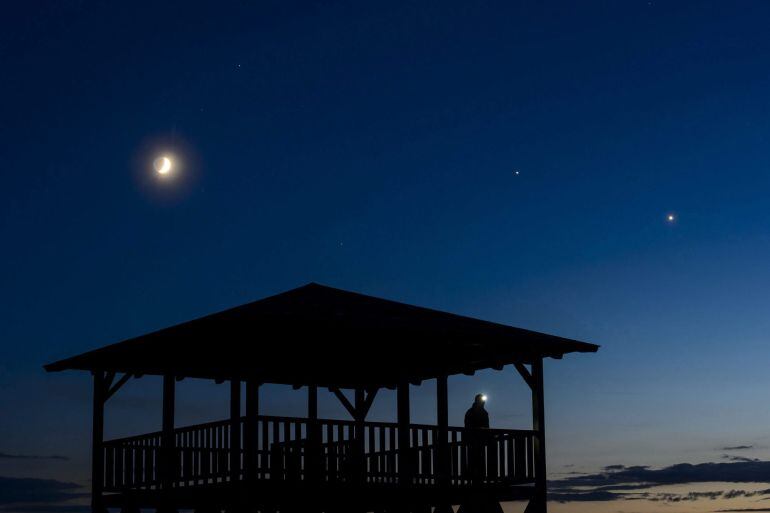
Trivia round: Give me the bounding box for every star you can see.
[513,170,520,176]
[666,213,676,223]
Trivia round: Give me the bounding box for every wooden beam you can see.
[230,380,241,482]
[307,385,320,484]
[360,388,379,419]
[353,389,366,484]
[103,371,116,395]
[91,371,106,513]
[435,374,453,513]
[397,382,412,487]
[104,373,131,401]
[525,358,547,513]
[436,375,449,485]
[245,380,259,485]
[329,387,356,418]
[160,374,175,511]
[308,385,318,419]
[514,362,534,389]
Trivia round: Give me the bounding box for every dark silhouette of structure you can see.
[45,283,598,513]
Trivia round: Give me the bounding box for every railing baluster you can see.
[514,434,525,480]
[377,426,385,483]
[497,434,503,482]
[421,428,426,484]
[389,426,396,484]
[526,433,534,479]
[220,424,227,480]
[367,424,374,483]
[447,429,454,486]
[115,444,123,489]
[328,423,337,483]
[261,418,268,480]
[105,444,114,490]
[271,420,279,480]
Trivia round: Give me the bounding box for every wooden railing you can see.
[103,416,535,492]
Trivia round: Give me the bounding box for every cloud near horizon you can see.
[0,476,87,513]
[0,452,68,461]
[723,455,760,463]
[550,460,770,503]
[713,509,770,512]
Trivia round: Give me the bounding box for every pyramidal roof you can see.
[45,283,598,388]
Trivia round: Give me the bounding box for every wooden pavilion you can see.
[45,283,598,513]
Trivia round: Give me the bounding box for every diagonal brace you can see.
[514,363,534,389]
[360,388,379,419]
[329,387,357,418]
[105,373,132,401]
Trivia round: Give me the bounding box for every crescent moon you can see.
[154,156,172,175]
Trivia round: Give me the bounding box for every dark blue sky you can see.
[3,0,770,493]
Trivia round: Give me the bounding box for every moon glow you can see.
[154,156,172,175]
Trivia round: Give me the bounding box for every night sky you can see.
[3,2,770,512]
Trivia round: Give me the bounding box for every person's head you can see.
[474,394,487,407]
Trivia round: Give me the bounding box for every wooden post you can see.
[397,382,412,487]
[354,388,366,485]
[245,380,259,485]
[160,374,176,513]
[228,380,242,513]
[436,376,449,482]
[91,371,106,513]
[308,385,318,419]
[307,385,319,483]
[230,380,242,482]
[435,375,452,513]
[526,358,547,513]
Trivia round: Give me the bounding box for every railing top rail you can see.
[104,414,536,445]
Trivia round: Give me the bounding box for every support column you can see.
[436,376,449,483]
[307,385,319,484]
[245,380,259,485]
[396,382,412,487]
[230,380,242,481]
[526,358,547,513]
[228,380,242,513]
[353,388,366,485]
[160,374,176,513]
[91,372,106,513]
[435,375,452,513]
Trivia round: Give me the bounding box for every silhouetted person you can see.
[464,394,489,430]
[458,395,502,513]
[464,394,489,486]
